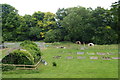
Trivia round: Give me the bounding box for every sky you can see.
[0,0,118,16]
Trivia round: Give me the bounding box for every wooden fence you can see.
[2,59,42,70]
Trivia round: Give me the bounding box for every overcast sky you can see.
[0,0,118,16]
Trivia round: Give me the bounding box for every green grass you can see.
[2,42,118,78]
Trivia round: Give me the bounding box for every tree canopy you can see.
[1,1,119,44]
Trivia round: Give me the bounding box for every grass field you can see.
[1,42,118,78]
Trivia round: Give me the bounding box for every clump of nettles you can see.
[52,62,57,67]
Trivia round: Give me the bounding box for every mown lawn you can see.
[2,42,118,78]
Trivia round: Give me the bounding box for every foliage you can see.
[90,7,118,44]
[2,49,34,65]
[55,6,118,44]
[61,7,94,42]
[15,15,35,41]
[110,1,120,43]
[2,65,16,71]
[22,44,41,62]
[32,11,57,39]
[52,62,57,66]
[110,1,119,30]
[29,27,42,40]
[2,4,57,41]
[20,40,38,47]
[92,27,118,44]
[44,28,65,43]
[2,41,41,65]
[20,40,41,62]
[1,2,118,44]
[2,4,20,41]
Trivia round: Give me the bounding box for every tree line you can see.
[1,1,119,44]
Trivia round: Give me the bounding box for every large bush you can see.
[20,40,41,62]
[2,40,41,65]
[21,44,41,62]
[2,49,34,65]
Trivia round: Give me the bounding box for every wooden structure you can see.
[2,59,41,70]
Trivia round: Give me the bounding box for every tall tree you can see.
[15,15,32,41]
[2,4,20,41]
[61,6,93,42]
[0,4,2,43]
[91,7,118,44]
[34,12,56,39]
[56,8,68,28]
[110,1,120,43]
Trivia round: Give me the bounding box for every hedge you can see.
[2,49,34,65]
[2,65,16,71]
[2,40,41,65]
[20,41,41,62]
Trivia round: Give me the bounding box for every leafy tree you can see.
[90,7,110,28]
[2,4,20,41]
[110,1,119,30]
[91,7,118,44]
[61,6,93,42]
[0,4,2,43]
[32,11,45,21]
[34,12,57,39]
[29,27,42,40]
[110,1,120,43]
[56,8,68,20]
[56,8,68,28]
[42,12,56,31]
[15,15,38,41]
[92,26,118,44]
[15,16,30,41]
[44,28,65,42]
[1,3,118,44]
